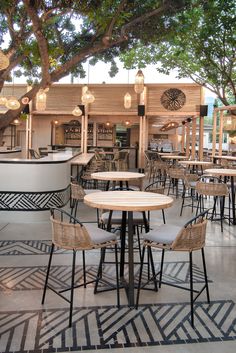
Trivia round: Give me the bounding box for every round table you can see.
[180,160,213,173]
[84,190,173,306]
[91,171,145,190]
[204,168,236,225]
[161,155,188,165]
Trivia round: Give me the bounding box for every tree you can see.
[121,0,236,106]
[0,0,193,132]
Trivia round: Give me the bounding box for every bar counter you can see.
[0,150,81,222]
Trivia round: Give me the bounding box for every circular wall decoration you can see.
[161,88,186,111]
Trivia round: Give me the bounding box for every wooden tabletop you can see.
[180,160,213,166]
[211,156,236,161]
[70,153,94,166]
[161,155,187,160]
[204,168,236,177]
[84,190,173,212]
[91,171,145,181]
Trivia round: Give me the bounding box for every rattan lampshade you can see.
[134,70,144,94]
[124,92,132,109]
[0,50,9,70]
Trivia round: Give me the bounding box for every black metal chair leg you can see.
[159,249,165,288]
[42,243,54,304]
[189,251,194,328]
[162,209,166,224]
[180,188,185,216]
[136,246,146,308]
[82,250,86,288]
[201,248,210,303]
[94,248,106,294]
[148,247,158,292]
[114,244,120,307]
[69,250,76,327]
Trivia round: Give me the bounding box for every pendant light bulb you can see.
[72,105,82,116]
[5,97,20,110]
[124,92,132,109]
[0,96,8,106]
[134,69,144,94]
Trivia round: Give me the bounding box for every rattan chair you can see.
[195,176,229,232]
[29,148,41,159]
[180,173,199,216]
[167,167,186,198]
[136,210,210,328]
[42,208,120,327]
[70,182,102,218]
[145,181,166,224]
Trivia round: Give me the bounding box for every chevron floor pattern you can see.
[1,198,236,352]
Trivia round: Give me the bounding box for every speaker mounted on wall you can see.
[138,104,145,116]
[200,105,208,117]
[22,104,30,114]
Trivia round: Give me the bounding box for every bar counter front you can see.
[0,149,81,222]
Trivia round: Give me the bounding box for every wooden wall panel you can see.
[147,84,201,114]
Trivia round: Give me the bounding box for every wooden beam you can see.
[186,123,190,157]
[218,110,224,156]
[199,116,204,160]
[212,110,217,157]
[191,117,197,159]
[181,125,185,152]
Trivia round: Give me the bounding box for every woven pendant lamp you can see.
[0,50,9,70]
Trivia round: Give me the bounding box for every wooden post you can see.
[199,115,204,160]
[218,110,224,156]
[191,116,197,159]
[186,123,190,157]
[84,113,88,153]
[181,124,185,153]
[212,109,217,157]
[93,121,96,146]
[138,116,143,169]
[81,115,84,153]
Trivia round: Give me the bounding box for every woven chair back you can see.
[196,180,229,197]
[51,217,94,250]
[184,174,199,189]
[70,183,86,201]
[171,219,207,251]
[168,167,185,179]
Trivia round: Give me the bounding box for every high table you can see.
[70,153,94,180]
[180,160,213,173]
[84,190,173,306]
[161,155,188,165]
[91,171,145,190]
[204,168,236,225]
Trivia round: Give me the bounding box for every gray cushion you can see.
[145,224,182,245]
[84,223,117,244]
[101,211,146,225]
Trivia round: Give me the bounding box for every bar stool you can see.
[136,210,210,328]
[195,176,229,232]
[42,208,120,327]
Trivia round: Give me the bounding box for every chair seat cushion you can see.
[145,224,182,245]
[84,223,117,244]
[101,211,146,225]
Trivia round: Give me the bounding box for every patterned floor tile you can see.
[0,300,235,352]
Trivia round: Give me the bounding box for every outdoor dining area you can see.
[1,140,236,352]
[0,1,235,352]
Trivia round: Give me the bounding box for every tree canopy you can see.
[121,0,236,106]
[0,0,194,130]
